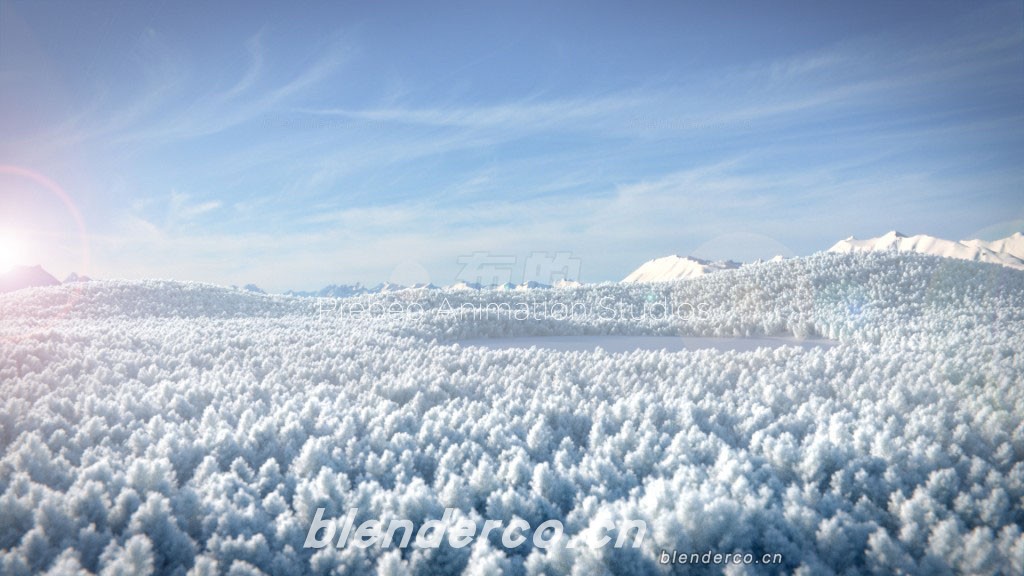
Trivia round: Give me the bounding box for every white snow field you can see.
[1,252,1022,575]
[457,336,836,353]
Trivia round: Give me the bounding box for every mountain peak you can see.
[829,231,1024,270]
[0,265,62,293]
[64,272,93,283]
[623,254,740,282]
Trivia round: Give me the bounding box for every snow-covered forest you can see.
[1,252,1022,575]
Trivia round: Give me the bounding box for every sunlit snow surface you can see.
[1,252,1022,575]
[458,335,836,353]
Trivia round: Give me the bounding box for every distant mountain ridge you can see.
[963,232,1024,261]
[284,280,553,298]
[619,231,1024,284]
[11,231,1015,298]
[829,231,1024,270]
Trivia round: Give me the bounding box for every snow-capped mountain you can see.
[0,265,61,293]
[280,233,1024,296]
[622,255,741,282]
[448,281,483,291]
[286,281,444,297]
[285,283,370,298]
[514,280,551,291]
[829,231,1024,270]
[963,232,1024,261]
[64,272,92,283]
[287,280,550,297]
[370,281,410,293]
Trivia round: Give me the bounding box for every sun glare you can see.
[0,233,23,273]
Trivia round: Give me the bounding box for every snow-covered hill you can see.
[829,230,1024,270]
[622,255,741,282]
[1,251,1022,575]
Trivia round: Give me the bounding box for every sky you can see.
[1,0,1022,291]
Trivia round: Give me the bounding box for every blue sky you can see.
[1,0,1022,291]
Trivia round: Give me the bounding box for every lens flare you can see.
[0,165,90,276]
[0,232,23,273]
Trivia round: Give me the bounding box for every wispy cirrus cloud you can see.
[3,0,1021,288]
[17,31,351,155]
[108,43,349,145]
[299,92,647,131]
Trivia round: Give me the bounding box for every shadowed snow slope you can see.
[830,230,1024,270]
[1,252,1022,575]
